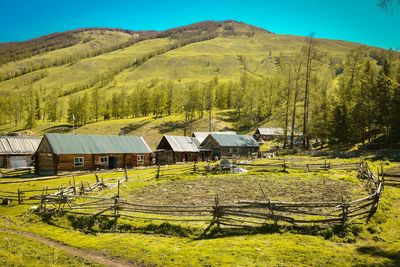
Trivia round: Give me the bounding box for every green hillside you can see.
[0,20,398,148]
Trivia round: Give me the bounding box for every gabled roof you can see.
[202,134,259,147]
[0,136,41,155]
[44,133,152,155]
[159,135,199,152]
[192,131,236,144]
[256,127,285,136]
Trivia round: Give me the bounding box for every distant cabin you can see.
[191,131,236,145]
[156,135,202,164]
[254,127,285,141]
[200,133,260,158]
[35,133,152,175]
[0,136,41,168]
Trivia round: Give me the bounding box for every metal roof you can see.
[0,136,41,155]
[192,131,236,144]
[204,134,259,147]
[257,127,285,136]
[163,135,199,152]
[45,133,152,155]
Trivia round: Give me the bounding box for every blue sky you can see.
[1,0,399,49]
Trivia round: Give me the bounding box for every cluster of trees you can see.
[1,32,399,149]
[0,87,64,129]
[331,48,400,145]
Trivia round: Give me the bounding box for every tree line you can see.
[0,37,399,149]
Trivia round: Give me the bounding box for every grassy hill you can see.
[0,20,392,138]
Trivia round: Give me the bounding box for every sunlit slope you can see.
[0,39,174,97]
[0,30,133,80]
[0,21,376,98]
[115,33,362,84]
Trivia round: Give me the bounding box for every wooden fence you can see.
[381,173,400,186]
[0,170,128,206]
[30,161,383,233]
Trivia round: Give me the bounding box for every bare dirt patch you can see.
[126,174,366,206]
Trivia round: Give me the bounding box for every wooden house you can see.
[200,133,259,158]
[156,135,202,164]
[254,127,285,141]
[0,136,41,168]
[35,133,152,175]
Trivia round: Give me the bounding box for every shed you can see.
[35,133,152,175]
[200,133,259,157]
[156,135,202,164]
[0,136,41,168]
[254,127,285,141]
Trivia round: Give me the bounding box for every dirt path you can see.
[0,220,139,267]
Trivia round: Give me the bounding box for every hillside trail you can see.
[0,216,139,267]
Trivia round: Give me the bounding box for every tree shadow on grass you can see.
[198,223,359,241]
[119,120,151,135]
[156,121,187,134]
[355,246,400,267]
[43,124,73,133]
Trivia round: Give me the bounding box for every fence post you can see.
[306,164,309,173]
[282,158,287,172]
[73,175,77,195]
[17,189,21,205]
[124,166,128,181]
[156,163,161,179]
[214,194,221,230]
[117,179,120,198]
[193,161,197,173]
[113,193,119,223]
[341,196,349,226]
[40,187,44,210]
[260,184,277,225]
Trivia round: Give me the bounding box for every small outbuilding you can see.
[200,133,259,158]
[156,135,202,164]
[254,127,285,141]
[0,136,41,168]
[35,133,152,175]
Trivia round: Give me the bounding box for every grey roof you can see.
[204,134,259,147]
[192,131,236,144]
[45,133,152,155]
[163,135,199,152]
[0,136,41,155]
[257,127,285,136]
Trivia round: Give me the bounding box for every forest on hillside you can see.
[0,22,399,149]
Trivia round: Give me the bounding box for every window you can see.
[137,154,144,162]
[74,157,84,167]
[99,156,108,165]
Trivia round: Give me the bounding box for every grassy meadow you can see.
[1,155,400,266]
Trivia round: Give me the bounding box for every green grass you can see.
[1,156,399,266]
[0,231,100,267]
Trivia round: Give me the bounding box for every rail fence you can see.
[23,161,383,233]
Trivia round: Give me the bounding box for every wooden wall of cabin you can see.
[0,155,6,168]
[215,147,260,157]
[36,153,56,175]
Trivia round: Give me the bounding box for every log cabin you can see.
[35,133,152,175]
[156,135,203,164]
[0,136,41,168]
[254,127,285,141]
[200,133,260,158]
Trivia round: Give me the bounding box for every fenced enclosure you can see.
[16,160,383,235]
